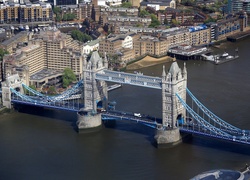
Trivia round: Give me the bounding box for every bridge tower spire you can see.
[77,51,108,130]
[155,62,187,147]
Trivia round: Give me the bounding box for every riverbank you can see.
[126,55,173,70]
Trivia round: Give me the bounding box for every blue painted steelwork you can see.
[186,88,246,135]
[176,93,231,138]
[96,70,162,89]
[22,80,83,102]
[102,112,158,128]
[11,88,82,111]
[11,99,80,112]
[176,93,250,145]
[4,71,250,145]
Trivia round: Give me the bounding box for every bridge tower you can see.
[1,74,23,108]
[155,61,187,147]
[77,51,108,130]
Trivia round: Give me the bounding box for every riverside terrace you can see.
[167,45,211,60]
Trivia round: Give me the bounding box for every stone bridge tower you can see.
[77,51,108,131]
[1,74,23,108]
[82,51,108,112]
[155,62,187,146]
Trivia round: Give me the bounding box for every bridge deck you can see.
[96,70,162,89]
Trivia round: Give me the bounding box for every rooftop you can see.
[1,31,28,46]
[30,69,63,81]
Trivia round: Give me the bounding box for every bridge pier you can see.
[76,110,102,132]
[154,128,182,148]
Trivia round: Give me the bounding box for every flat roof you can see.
[30,69,63,82]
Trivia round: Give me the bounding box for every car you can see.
[134,113,141,117]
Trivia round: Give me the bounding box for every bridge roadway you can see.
[96,70,162,89]
[101,110,162,128]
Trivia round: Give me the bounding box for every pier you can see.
[168,45,211,60]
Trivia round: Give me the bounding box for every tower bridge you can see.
[1,51,250,147]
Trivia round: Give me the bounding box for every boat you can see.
[214,52,239,65]
[202,50,239,65]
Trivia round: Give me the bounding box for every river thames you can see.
[0,37,250,180]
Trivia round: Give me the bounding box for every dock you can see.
[168,45,211,60]
[107,84,122,91]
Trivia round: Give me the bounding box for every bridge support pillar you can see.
[154,128,182,148]
[76,110,102,132]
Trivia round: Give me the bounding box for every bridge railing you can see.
[186,88,243,135]
[177,92,250,145]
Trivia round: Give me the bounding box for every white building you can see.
[122,35,133,49]
[82,39,100,55]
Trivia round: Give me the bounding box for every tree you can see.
[53,6,61,14]
[121,2,132,8]
[29,85,36,90]
[62,13,76,21]
[171,19,180,25]
[48,86,57,95]
[139,9,150,17]
[53,7,62,22]
[0,48,9,61]
[149,14,161,28]
[71,30,92,43]
[62,68,77,88]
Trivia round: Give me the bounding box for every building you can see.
[54,0,79,6]
[161,27,190,48]
[189,25,211,46]
[99,32,138,55]
[230,0,250,14]
[82,39,99,55]
[134,35,169,57]
[117,48,135,64]
[0,31,30,54]
[0,2,53,24]
[2,28,84,87]
[101,16,152,27]
[100,7,139,16]
[215,14,246,40]
[140,0,176,11]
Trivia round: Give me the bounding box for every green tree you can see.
[29,85,36,90]
[139,9,150,17]
[48,86,57,95]
[53,7,62,22]
[121,2,132,8]
[62,68,77,88]
[171,19,180,25]
[149,14,161,28]
[53,6,61,14]
[71,30,92,43]
[62,13,76,21]
[0,48,9,61]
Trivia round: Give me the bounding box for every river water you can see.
[1,37,250,180]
